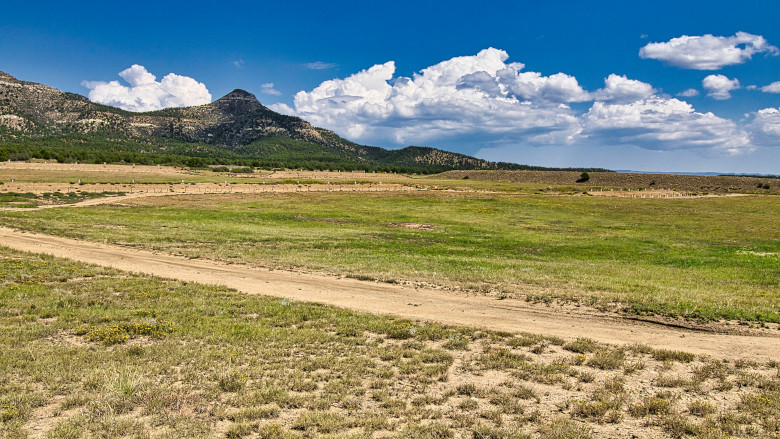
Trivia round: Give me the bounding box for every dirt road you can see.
[1,226,776,361]
[0,182,417,212]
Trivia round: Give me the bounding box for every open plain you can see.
[1,163,779,438]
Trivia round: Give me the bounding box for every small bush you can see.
[576,172,590,183]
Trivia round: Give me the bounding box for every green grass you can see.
[1,247,778,438]
[1,191,777,323]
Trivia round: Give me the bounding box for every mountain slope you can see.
[0,71,602,172]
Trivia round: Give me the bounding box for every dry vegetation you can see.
[1,249,779,439]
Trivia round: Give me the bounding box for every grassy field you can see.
[2,247,779,438]
[432,171,780,194]
[1,191,778,323]
[0,191,125,208]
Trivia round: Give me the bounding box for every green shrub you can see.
[576,172,590,183]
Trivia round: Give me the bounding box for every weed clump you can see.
[630,396,673,417]
[82,321,175,345]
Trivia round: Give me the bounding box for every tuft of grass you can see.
[585,350,625,370]
[651,349,696,363]
[538,417,592,439]
[688,400,716,417]
[217,370,246,393]
[563,338,597,354]
[480,348,528,370]
[629,396,673,417]
[291,411,347,433]
[402,422,453,438]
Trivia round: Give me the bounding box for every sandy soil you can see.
[1,226,777,362]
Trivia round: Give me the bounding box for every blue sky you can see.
[2,0,779,173]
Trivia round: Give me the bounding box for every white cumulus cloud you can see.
[639,32,778,70]
[582,96,752,155]
[702,74,740,100]
[82,65,212,112]
[761,81,780,93]
[286,48,585,146]
[591,74,655,103]
[275,48,765,157]
[748,107,780,146]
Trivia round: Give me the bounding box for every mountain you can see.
[0,71,600,172]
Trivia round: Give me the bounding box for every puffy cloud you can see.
[120,64,156,87]
[494,67,590,103]
[279,48,763,157]
[304,61,338,70]
[639,32,778,70]
[748,108,780,146]
[83,65,211,112]
[761,81,780,93]
[287,48,585,145]
[702,74,740,100]
[591,74,655,103]
[677,88,700,97]
[582,96,752,155]
[260,82,281,96]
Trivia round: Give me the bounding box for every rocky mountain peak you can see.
[217,89,259,103]
[211,89,266,114]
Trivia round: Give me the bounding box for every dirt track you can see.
[1,226,777,362]
[0,182,417,211]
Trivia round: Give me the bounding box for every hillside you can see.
[0,71,546,172]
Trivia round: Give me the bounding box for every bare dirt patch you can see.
[390,222,436,231]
